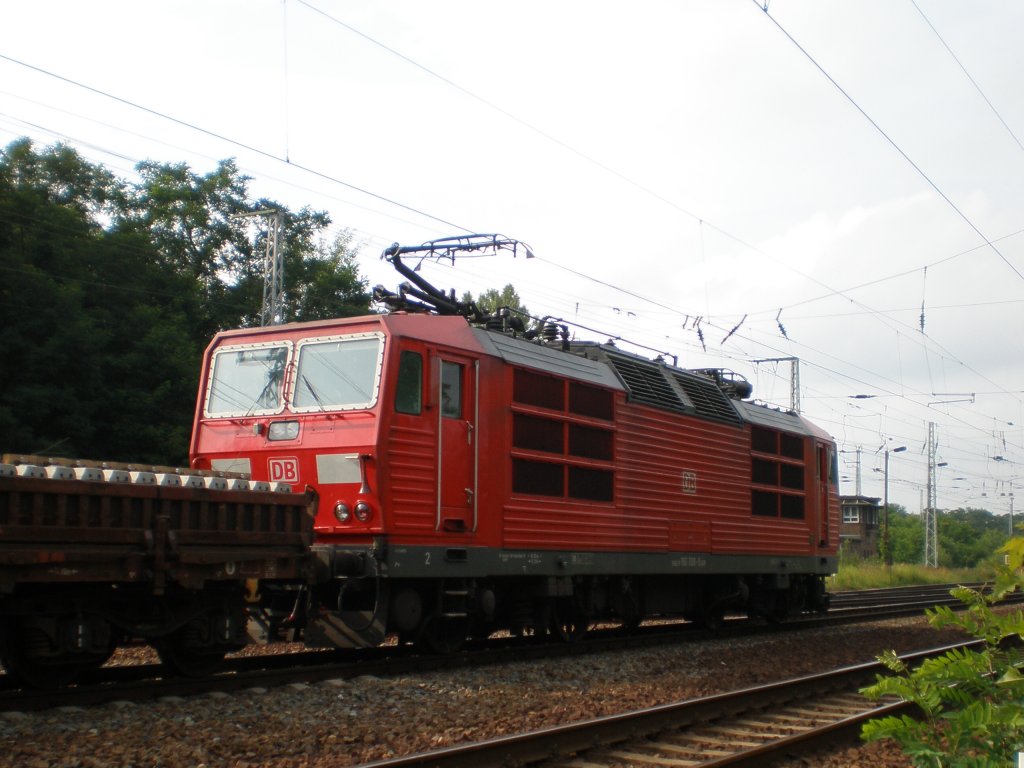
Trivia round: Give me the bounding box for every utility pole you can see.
[232,209,285,326]
[855,447,862,496]
[884,445,905,568]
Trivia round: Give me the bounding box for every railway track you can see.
[1,582,1006,712]
[829,581,987,607]
[353,642,970,768]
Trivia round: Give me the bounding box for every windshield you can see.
[206,343,289,417]
[292,334,384,412]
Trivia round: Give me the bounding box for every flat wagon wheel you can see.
[0,619,114,689]
[155,623,229,678]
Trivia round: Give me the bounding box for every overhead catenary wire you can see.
[9,94,1016,463]
[2,5,1021,512]
[909,0,1024,155]
[288,0,951,320]
[2,19,1013,417]
[754,0,1024,284]
[0,52,473,236]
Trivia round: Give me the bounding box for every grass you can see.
[827,560,998,591]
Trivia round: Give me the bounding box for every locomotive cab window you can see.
[292,333,384,412]
[205,342,290,417]
[394,351,423,415]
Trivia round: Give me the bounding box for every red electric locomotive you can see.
[190,235,839,652]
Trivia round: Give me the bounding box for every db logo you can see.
[269,457,300,484]
[681,471,697,495]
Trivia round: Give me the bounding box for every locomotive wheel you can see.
[766,591,795,624]
[550,597,589,643]
[696,602,726,631]
[418,615,468,654]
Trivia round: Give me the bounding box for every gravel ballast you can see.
[1,616,965,768]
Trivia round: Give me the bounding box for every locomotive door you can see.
[436,356,478,533]
[816,444,830,547]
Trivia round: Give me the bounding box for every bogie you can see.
[154,606,248,678]
[0,613,118,688]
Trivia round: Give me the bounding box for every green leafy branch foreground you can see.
[860,536,1024,767]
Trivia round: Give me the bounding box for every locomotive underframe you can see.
[306,543,834,650]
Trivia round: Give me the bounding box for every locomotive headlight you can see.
[333,502,351,522]
[354,501,373,522]
[268,420,300,441]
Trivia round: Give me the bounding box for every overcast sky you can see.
[3,0,1022,522]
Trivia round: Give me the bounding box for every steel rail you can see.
[352,643,971,768]
[3,585,1010,712]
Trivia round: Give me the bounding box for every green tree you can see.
[886,506,924,564]
[461,283,530,318]
[119,158,366,332]
[122,158,272,335]
[938,514,1006,568]
[880,506,1007,567]
[0,140,117,457]
[0,138,371,464]
[283,230,370,322]
[0,140,204,462]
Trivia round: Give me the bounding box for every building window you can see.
[843,506,860,524]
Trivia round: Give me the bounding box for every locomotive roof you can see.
[205,314,830,441]
[733,399,833,441]
[472,328,626,391]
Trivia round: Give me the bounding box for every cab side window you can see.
[440,361,463,419]
[394,351,423,415]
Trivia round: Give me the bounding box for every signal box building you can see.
[840,495,881,558]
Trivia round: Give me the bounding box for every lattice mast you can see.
[260,211,285,326]
[751,357,800,414]
[923,421,939,567]
[232,209,285,327]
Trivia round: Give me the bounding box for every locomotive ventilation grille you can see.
[602,351,742,425]
[668,370,744,424]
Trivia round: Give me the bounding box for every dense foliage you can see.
[461,283,530,318]
[861,535,1024,766]
[883,505,1011,568]
[0,139,370,465]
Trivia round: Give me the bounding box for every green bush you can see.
[860,537,1024,766]
[828,562,995,592]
